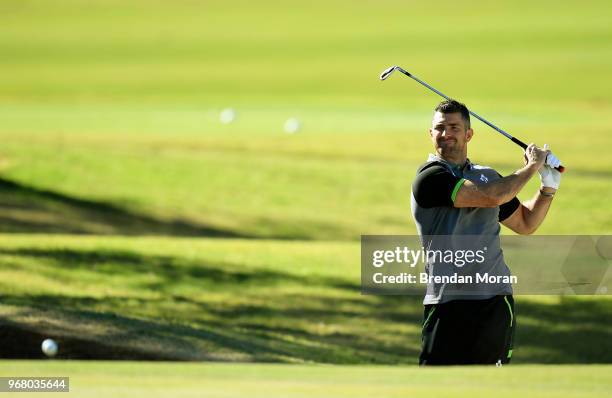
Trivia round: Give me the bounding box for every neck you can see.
[438,151,467,168]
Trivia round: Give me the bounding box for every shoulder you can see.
[415,161,452,178]
[469,163,491,171]
[413,161,457,190]
[412,161,463,208]
[466,162,501,182]
[469,162,498,174]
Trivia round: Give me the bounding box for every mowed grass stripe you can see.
[0,362,610,398]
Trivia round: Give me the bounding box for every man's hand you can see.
[524,143,547,169]
[544,144,561,169]
[538,144,561,190]
[538,165,561,190]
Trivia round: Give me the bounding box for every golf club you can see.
[380,65,565,173]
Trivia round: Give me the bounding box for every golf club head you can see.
[379,66,398,81]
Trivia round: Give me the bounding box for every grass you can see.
[0,0,611,238]
[1,235,610,364]
[0,0,610,387]
[0,362,610,398]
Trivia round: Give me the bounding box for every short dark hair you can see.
[434,99,470,129]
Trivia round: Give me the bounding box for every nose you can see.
[440,127,456,139]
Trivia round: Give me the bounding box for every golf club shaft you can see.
[394,67,565,172]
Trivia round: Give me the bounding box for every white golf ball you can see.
[41,338,58,357]
[284,118,301,134]
[220,108,236,124]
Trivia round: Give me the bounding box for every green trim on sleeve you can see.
[450,178,466,203]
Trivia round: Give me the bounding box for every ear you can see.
[466,128,474,142]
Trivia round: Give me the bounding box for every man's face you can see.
[429,111,473,158]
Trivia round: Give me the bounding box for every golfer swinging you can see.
[411,100,561,365]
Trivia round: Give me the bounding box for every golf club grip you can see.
[511,137,566,173]
[511,136,528,149]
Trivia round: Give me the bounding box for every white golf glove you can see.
[538,165,561,189]
[544,144,561,169]
[539,144,561,189]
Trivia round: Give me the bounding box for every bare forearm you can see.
[520,189,555,232]
[482,164,539,204]
[454,144,548,209]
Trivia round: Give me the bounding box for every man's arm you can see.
[501,165,561,234]
[454,144,547,208]
[454,164,538,208]
[501,190,554,234]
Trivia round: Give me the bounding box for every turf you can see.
[0,0,610,375]
[1,235,610,364]
[0,362,610,398]
[0,0,611,238]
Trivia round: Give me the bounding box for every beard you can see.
[437,139,461,156]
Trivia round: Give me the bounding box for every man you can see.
[411,99,561,365]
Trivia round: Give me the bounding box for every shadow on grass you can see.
[0,177,343,240]
[1,294,420,363]
[0,177,275,238]
[514,297,612,364]
[0,246,610,363]
[0,246,421,363]
[0,318,180,360]
[0,247,358,292]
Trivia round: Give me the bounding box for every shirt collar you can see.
[427,154,473,172]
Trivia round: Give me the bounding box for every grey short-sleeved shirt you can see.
[411,154,520,304]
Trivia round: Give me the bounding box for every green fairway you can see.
[1,235,610,364]
[0,0,611,238]
[1,361,610,398]
[0,0,611,380]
